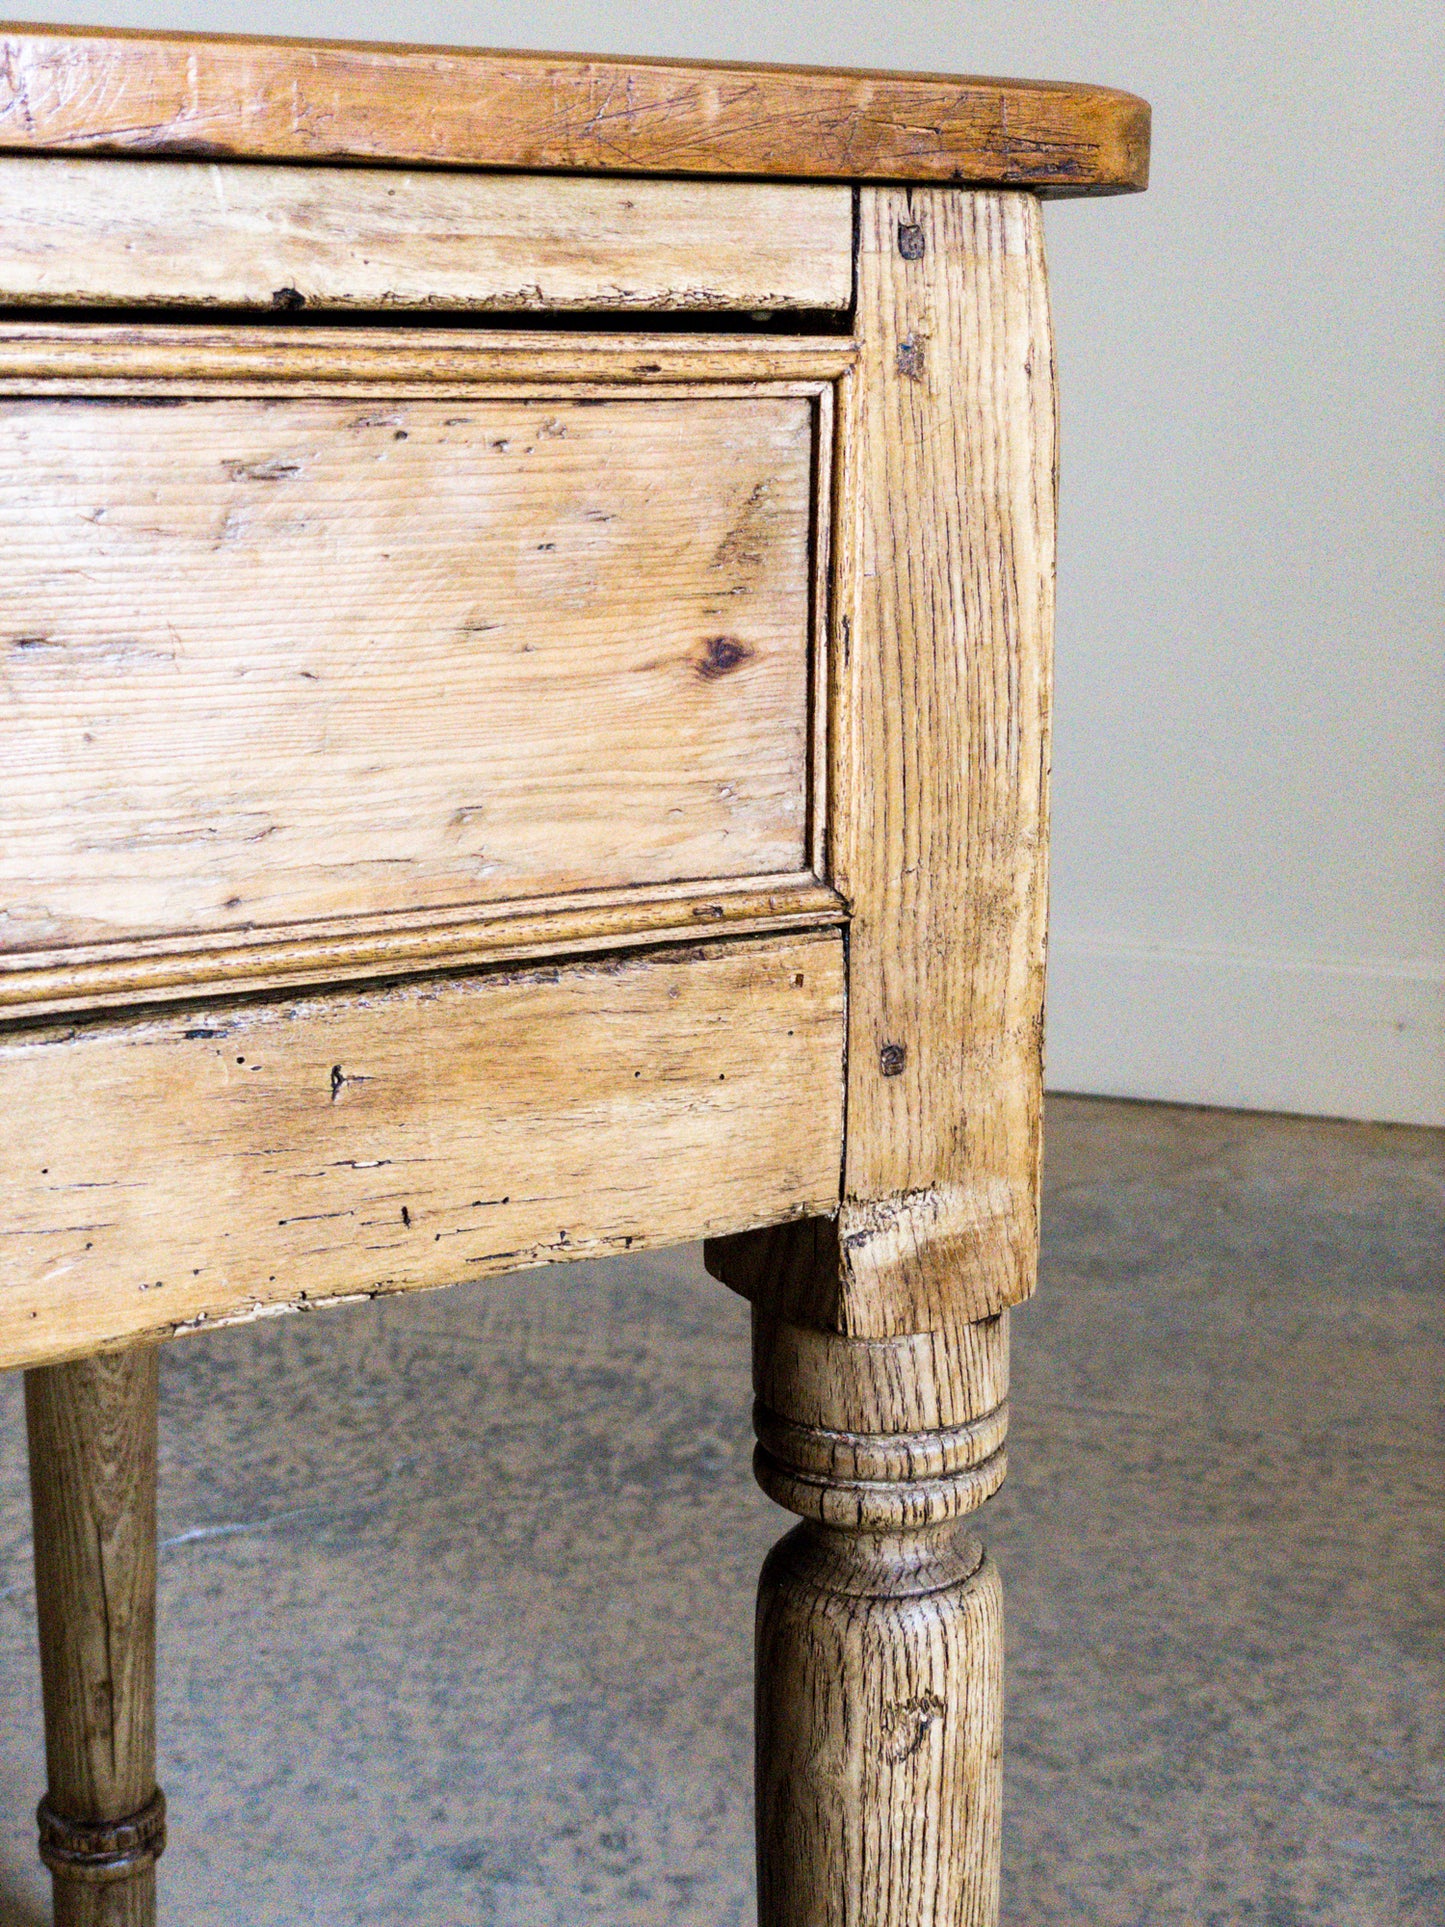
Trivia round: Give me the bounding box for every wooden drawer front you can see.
[0,159,853,312]
[0,932,845,1369]
[2,388,817,952]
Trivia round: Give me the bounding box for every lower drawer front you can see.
[0,932,844,1369]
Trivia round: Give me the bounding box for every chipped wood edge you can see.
[1,933,847,1369]
[828,187,1057,1333]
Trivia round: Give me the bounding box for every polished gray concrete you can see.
[1,1097,1440,1925]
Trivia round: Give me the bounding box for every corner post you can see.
[25,1346,165,1927]
[709,181,1056,1925]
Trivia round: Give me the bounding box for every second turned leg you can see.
[25,1346,165,1927]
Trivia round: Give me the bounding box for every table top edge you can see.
[0,23,1151,196]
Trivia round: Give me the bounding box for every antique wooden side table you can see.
[0,25,1148,1925]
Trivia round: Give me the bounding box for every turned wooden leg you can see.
[25,1347,164,1927]
[720,1223,1011,1927]
[703,176,1054,1926]
[751,1325,1009,1927]
[754,1516,1004,1927]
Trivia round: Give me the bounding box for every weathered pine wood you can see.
[0,29,1150,195]
[0,159,852,312]
[749,1281,1008,1927]
[0,23,1147,1916]
[756,1529,1003,1927]
[25,1346,164,1927]
[0,390,817,953]
[713,187,1057,1345]
[0,324,856,391]
[0,933,844,1370]
[699,187,1055,1927]
[711,1219,1014,1442]
[833,186,1056,1333]
[0,875,845,1021]
[744,1281,1010,1927]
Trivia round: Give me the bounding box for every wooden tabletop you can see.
[0,23,1150,196]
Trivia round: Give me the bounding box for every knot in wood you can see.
[696,633,753,680]
[37,1787,166,1882]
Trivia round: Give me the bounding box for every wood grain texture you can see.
[0,28,1150,195]
[754,1301,1012,1446]
[834,186,1056,1334]
[25,1347,162,1926]
[0,158,852,312]
[713,198,1052,1915]
[0,323,856,391]
[0,933,844,1369]
[0,875,846,1021]
[709,190,1056,1337]
[37,1792,165,1927]
[743,1236,1010,1921]
[49,1865,154,1927]
[756,1528,1003,1927]
[52,1877,153,1927]
[0,390,815,951]
[754,1416,1007,1534]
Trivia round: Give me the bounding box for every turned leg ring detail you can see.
[753,1398,1009,1529]
[37,1788,167,1884]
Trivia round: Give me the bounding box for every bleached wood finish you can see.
[0,159,852,312]
[721,1222,1014,1440]
[0,875,845,1021]
[739,1253,1010,1927]
[0,323,856,390]
[26,1347,164,1926]
[713,188,1056,1341]
[748,1274,1009,1926]
[700,185,1057,1927]
[0,36,1148,1920]
[757,1531,1003,1927]
[0,933,844,1370]
[0,27,1150,195]
[0,389,816,952]
[834,186,1056,1333]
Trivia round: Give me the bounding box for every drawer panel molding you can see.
[0,875,846,1018]
[0,331,843,1016]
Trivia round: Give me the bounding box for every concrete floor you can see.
[0,1096,1440,1925]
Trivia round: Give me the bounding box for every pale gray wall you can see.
[14,1,1444,1122]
